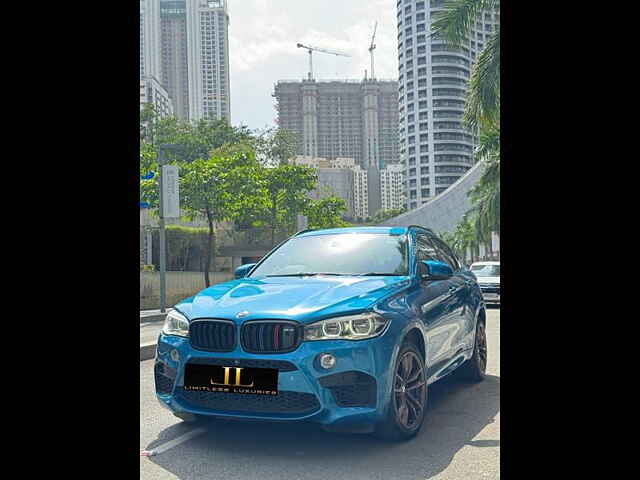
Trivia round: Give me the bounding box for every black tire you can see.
[374,342,428,441]
[455,319,487,382]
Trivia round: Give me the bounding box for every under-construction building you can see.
[273,79,399,171]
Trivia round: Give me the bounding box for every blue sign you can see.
[141,171,155,180]
[140,201,150,209]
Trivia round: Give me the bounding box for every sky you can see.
[228,0,399,131]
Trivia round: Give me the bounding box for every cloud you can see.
[228,0,399,130]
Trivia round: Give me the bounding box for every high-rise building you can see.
[274,79,399,170]
[380,163,405,211]
[352,165,369,220]
[159,0,190,119]
[140,0,161,79]
[186,0,231,121]
[292,156,404,221]
[140,0,230,122]
[140,76,174,118]
[396,0,499,209]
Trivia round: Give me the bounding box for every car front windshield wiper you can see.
[265,272,353,277]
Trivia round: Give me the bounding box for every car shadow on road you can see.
[146,374,500,480]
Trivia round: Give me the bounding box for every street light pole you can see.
[157,147,167,313]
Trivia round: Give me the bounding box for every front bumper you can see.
[481,292,500,303]
[480,286,500,303]
[154,325,400,431]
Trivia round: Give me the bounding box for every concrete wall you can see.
[140,271,234,309]
[380,161,485,234]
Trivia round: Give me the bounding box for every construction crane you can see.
[368,21,378,80]
[296,43,351,80]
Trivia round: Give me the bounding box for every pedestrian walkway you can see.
[140,308,172,318]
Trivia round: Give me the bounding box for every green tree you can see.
[306,196,350,229]
[141,113,255,164]
[371,207,407,225]
[446,216,478,263]
[179,151,263,287]
[255,127,299,166]
[438,231,458,252]
[255,165,318,246]
[140,104,159,145]
[140,141,157,178]
[467,125,500,242]
[142,146,263,287]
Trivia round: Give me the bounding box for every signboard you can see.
[491,232,500,253]
[296,214,308,231]
[162,165,180,218]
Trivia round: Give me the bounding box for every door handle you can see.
[448,285,458,293]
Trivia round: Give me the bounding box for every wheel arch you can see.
[477,306,486,326]
[403,326,427,364]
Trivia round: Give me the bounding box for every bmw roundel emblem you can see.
[236,310,249,319]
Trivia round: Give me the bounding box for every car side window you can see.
[429,235,460,271]
[415,233,440,265]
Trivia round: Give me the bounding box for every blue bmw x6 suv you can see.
[155,226,487,440]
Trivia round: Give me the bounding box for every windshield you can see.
[470,264,500,277]
[249,233,409,277]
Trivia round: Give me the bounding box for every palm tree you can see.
[432,1,500,248]
[467,125,500,242]
[431,0,500,131]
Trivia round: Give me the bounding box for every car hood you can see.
[175,275,411,324]
[476,276,500,284]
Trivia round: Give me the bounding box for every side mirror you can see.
[419,260,453,281]
[234,263,256,279]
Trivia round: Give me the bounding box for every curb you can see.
[140,341,157,361]
[140,313,167,324]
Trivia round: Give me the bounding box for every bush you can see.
[151,225,213,271]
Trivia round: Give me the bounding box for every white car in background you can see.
[469,261,500,305]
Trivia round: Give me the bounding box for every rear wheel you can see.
[455,319,487,382]
[374,342,428,441]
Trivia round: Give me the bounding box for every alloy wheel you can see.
[476,323,488,372]
[393,351,426,429]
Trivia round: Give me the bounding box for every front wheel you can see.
[374,342,428,441]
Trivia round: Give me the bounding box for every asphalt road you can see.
[141,320,165,345]
[140,307,500,480]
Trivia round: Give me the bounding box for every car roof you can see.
[296,226,410,237]
[470,261,500,266]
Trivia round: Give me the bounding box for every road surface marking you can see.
[141,427,207,457]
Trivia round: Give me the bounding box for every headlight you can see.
[162,310,189,337]
[304,313,389,341]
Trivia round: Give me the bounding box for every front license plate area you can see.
[184,363,278,395]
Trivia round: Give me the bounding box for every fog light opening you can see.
[170,349,180,362]
[318,353,336,370]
